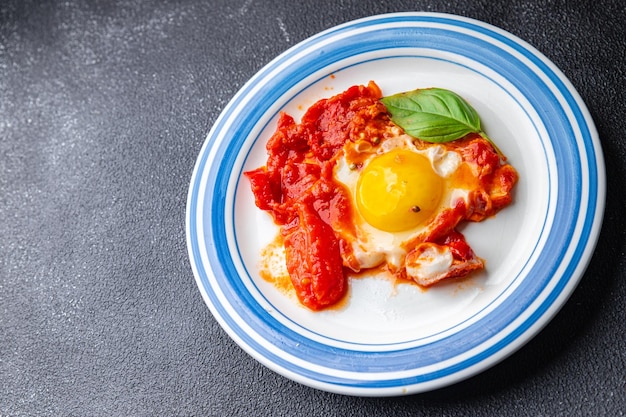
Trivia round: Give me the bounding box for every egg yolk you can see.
[356,149,444,232]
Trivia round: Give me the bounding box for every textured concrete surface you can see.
[1,0,624,415]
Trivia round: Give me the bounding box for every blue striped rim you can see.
[186,13,602,391]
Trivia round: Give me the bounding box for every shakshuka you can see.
[244,81,518,311]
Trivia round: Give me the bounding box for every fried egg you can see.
[334,131,472,279]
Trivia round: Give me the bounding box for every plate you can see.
[186,12,605,396]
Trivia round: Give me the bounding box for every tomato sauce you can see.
[449,134,518,222]
[245,81,518,310]
[245,82,386,310]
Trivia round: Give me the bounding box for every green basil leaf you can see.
[380,88,484,143]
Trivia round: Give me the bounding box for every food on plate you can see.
[244,81,518,310]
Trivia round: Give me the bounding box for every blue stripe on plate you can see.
[187,13,603,392]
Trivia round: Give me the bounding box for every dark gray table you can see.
[1,1,624,415]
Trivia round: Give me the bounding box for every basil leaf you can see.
[380,88,485,143]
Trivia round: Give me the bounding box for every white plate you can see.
[186,12,605,396]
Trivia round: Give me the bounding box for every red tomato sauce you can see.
[245,81,518,310]
[245,82,386,310]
